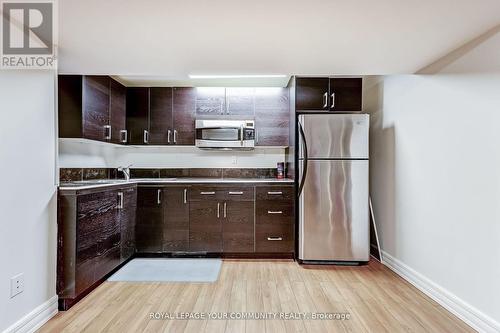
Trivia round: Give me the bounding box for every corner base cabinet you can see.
[57,184,136,310]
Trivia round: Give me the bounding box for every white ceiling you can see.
[58,0,500,86]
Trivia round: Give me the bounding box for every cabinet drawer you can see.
[256,201,294,225]
[255,224,294,253]
[189,186,254,201]
[256,186,294,201]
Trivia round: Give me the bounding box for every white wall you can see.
[365,32,500,331]
[58,139,286,169]
[0,72,57,332]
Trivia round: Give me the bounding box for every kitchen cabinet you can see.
[220,187,255,252]
[295,77,362,111]
[255,88,290,146]
[255,185,295,253]
[226,88,255,116]
[195,87,226,116]
[163,186,190,251]
[189,187,222,252]
[57,184,136,310]
[126,88,150,145]
[135,186,163,252]
[110,79,127,144]
[119,187,137,261]
[329,78,362,111]
[172,87,196,145]
[59,75,125,143]
[149,87,173,145]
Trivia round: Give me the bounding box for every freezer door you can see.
[299,159,369,261]
[298,114,369,159]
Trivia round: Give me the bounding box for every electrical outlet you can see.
[10,273,24,298]
[232,156,237,165]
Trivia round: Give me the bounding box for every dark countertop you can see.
[59,177,295,191]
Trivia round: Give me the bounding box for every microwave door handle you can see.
[240,124,244,146]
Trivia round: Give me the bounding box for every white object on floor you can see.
[107,258,222,282]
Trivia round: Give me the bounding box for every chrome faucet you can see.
[117,164,132,181]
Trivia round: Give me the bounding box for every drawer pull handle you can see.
[267,237,283,241]
[200,191,215,195]
[267,210,283,214]
[267,191,283,195]
[228,191,243,195]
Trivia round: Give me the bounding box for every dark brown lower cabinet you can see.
[163,186,189,251]
[189,200,222,252]
[57,184,136,310]
[119,187,137,261]
[136,187,163,253]
[222,200,254,252]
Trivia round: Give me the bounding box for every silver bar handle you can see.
[322,92,328,109]
[200,191,215,195]
[228,191,243,195]
[144,130,149,144]
[173,129,177,144]
[120,130,128,143]
[267,211,283,214]
[117,192,124,209]
[104,125,111,140]
[167,130,172,144]
[240,124,244,146]
[223,202,227,218]
[217,202,220,218]
[267,191,283,195]
[267,237,283,241]
[157,189,161,205]
[330,92,335,109]
[183,188,187,204]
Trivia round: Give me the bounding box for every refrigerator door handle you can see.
[298,121,308,197]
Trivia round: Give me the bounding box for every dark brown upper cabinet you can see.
[109,79,127,144]
[329,78,362,111]
[172,88,196,145]
[255,88,290,146]
[295,77,362,112]
[59,75,122,143]
[149,87,173,145]
[126,88,150,145]
[295,77,330,110]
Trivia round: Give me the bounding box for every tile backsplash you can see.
[60,168,279,182]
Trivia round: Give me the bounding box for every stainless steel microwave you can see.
[195,119,255,150]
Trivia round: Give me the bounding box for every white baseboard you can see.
[3,295,58,333]
[381,251,500,333]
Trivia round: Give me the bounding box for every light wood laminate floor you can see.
[39,259,474,333]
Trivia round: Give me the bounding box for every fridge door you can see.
[299,159,369,261]
[298,114,369,159]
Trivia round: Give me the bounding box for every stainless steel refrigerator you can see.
[298,114,370,263]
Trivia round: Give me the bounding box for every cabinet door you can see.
[83,76,110,141]
[163,186,189,251]
[189,200,222,252]
[295,77,329,110]
[126,88,150,145]
[110,79,127,144]
[255,88,289,146]
[222,200,254,252]
[329,78,362,112]
[226,88,255,116]
[119,187,137,261]
[136,187,163,252]
[195,87,226,117]
[173,87,196,145]
[149,87,173,145]
[76,190,117,294]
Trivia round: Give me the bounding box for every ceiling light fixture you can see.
[188,74,287,79]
